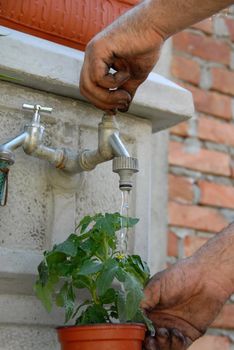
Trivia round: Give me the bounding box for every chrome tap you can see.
[60,112,139,191]
[0,104,64,168]
[0,104,138,204]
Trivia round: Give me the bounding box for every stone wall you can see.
[168,6,234,350]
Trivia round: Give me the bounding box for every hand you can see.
[79,3,164,112]
[143,329,192,350]
[141,255,231,350]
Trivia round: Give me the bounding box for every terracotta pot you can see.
[0,0,139,51]
[57,323,146,350]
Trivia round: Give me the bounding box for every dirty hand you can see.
[79,2,164,112]
[141,236,234,350]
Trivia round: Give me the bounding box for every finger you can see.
[117,79,142,112]
[87,54,130,89]
[154,328,171,350]
[80,69,131,110]
[144,336,159,350]
[81,84,129,111]
[121,79,139,101]
[171,329,192,350]
[92,68,130,89]
[141,286,160,310]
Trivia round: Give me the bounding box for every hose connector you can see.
[113,156,139,191]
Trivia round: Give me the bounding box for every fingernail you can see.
[157,328,169,338]
[172,329,185,342]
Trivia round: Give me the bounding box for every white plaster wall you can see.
[0,81,152,349]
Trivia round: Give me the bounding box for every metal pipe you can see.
[71,114,131,172]
[109,133,130,157]
[29,144,64,168]
[0,132,27,152]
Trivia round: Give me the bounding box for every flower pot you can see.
[0,0,139,51]
[57,323,146,350]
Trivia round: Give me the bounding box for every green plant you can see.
[35,212,153,331]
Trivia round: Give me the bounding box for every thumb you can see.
[140,275,162,311]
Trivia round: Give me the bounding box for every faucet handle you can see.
[22,103,53,114]
[22,103,53,125]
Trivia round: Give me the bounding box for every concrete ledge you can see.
[0,26,194,132]
[0,247,42,277]
[0,247,42,294]
[0,294,63,326]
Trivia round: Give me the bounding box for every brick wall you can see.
[168,7,234,350]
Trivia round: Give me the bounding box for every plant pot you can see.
[57,323,146,350]
[0,0,139,51]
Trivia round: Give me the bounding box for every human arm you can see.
[141,222,234,350]
[79,0,234,112]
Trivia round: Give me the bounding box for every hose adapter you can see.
[113,156,139,191]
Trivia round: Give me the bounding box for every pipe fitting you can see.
[113,156,139,191]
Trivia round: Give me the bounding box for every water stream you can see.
[117,190,129,255]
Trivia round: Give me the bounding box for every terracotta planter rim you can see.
[57,322,145,330]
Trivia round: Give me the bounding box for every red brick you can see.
[184,235,208,256]
[212,304,234,329]
[211,67,234,96]
[167,231,178,257]
[198,180,234,209]
[184,84,232,120]
[168,201,228,233]
[169,174,194,204]
[198,116,234,147]
[170,121,189,137]
[191,18,213,35]
[171,56,200,85]
[189,335,230,350]
[225,17,234,42]
[173,31,230,65]
[169,141,231,176]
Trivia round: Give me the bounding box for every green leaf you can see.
[73,275,93,291]
[117,290,127,323]
[77,215,93,234]
[100,288,117,304]
[79,237,99,255]
[95,215,115,236]
[123,272,144,320]
[56,282,75,323]
[78,260,103,275]
[121,216,139,229]
[72,300,91,319]
[133,309,155,335]
[55,262,74,276]
[46,251,66,265]
[54,239,77,257]
[129,255,150,275]
[125,256,150,286]
[96,259,119,296]
[38,261,49,286]
[34,277,57,312]
[115,267,127,282]
[76,304,109,325]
